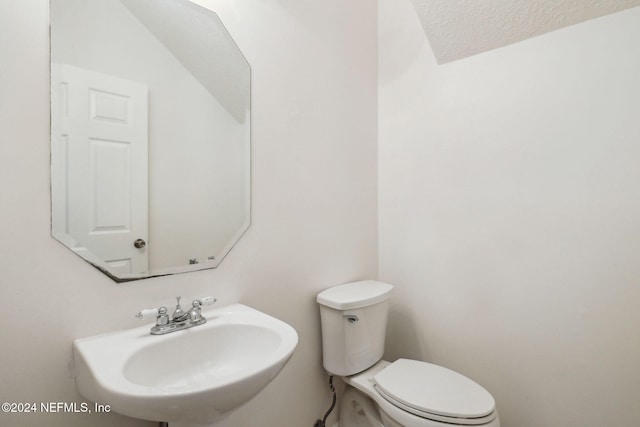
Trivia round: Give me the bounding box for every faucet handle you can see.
[197,296,217,306]
[136,308,159,319]
[188,297,215,323]
[136,306,169,326]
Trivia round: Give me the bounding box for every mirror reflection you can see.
[50,0,251,281]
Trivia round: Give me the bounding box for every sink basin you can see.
[73,304,298,423]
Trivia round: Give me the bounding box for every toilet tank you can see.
[317,280,393,376]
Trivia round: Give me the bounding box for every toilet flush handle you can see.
[344,314,359,323]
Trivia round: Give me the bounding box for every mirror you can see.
[50,0,251,281]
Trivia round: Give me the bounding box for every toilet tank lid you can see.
[317,280,393,310]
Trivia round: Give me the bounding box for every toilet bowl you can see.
[342,360,499,427]
[340,386,382,427]
[317,280,500,427]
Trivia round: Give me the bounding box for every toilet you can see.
[317,280,500,427]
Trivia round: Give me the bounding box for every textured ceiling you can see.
[121,0,250,123]
[411,0,640,63]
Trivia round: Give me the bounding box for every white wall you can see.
[0,0,377,426]
[379,1,640,426]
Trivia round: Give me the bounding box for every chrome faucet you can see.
[136,296,217,335]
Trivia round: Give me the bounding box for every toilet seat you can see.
[373,359,497,426]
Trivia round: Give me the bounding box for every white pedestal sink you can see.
[73,304,298,424]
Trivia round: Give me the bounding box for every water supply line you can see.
[313,375,336,427]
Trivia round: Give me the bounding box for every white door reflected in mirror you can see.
[51,64,150,275]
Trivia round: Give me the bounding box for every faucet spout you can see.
[172,311,191,323]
